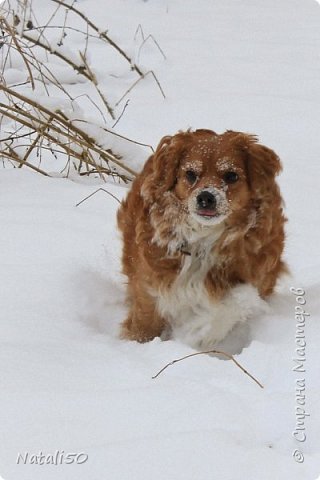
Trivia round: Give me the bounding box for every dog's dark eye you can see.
[185,170,198,184]
[223,171,239,184]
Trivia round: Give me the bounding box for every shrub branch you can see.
[152,350,264,389]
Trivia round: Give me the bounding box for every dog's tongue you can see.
[198,209,216,217]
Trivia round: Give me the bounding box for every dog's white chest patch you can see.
[156,246,267,349]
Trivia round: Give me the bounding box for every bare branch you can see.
[75,188,121,207]
[152,349,264,389]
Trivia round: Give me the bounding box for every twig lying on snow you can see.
[152,350,264,389]
[75,188,121,207]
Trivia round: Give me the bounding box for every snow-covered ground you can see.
[1,0,320,479]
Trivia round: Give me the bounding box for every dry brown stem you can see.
[152,349,264,389]
[75,188,121,207]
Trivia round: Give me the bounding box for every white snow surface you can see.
[1,0,320,479]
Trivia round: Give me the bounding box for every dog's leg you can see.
[120,289,166,343]
[257,260,288,298]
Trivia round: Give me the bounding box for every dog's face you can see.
[173,130,252,227]
[141,129,281,246]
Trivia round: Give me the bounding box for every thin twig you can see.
[137,34,166,63]
[33,0,61,44]
[27,24,101,40]
[134,24,145,42]
[112,99,129,129]
[152,350,264,389]
[51,0,144,76]
[2,145,49,175]
[102,126,154,152]
[79,51,115,119]
[22,31,91,79]
[0,17,35,89]
[115,70,165,107]
[75,188,121,207]
[0,128,37,143]
[18,130,41,167]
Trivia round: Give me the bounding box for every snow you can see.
[1,0,320,479]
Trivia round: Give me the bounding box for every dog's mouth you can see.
[196,208,217,219]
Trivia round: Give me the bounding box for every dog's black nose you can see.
[196,191,216,210]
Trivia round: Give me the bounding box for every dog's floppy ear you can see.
[247,141,282,187]
[141,133,187,203]
[230,132,282,193]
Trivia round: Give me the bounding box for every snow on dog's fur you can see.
[117,129,287,347]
